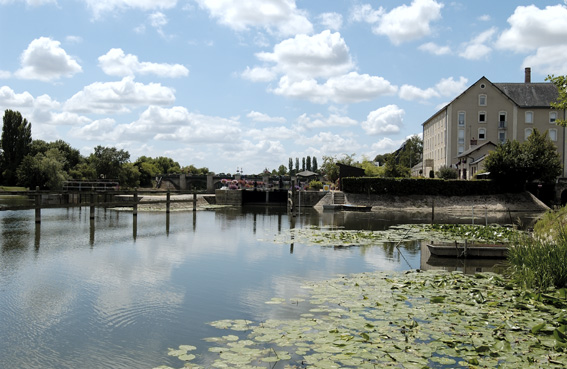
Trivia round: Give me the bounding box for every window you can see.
[479,94,487,106]
[478,111,486,123]
[549,129,557,141]
[458,129,465,145]
[478,128,486,140]
[499,131,506,143]
[525,111,533,123]
[458,111,465,126]
[550,111,557,123]
[525,128,532,140]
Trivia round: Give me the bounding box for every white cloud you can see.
[0,0,56,5]
[0,85,35,109]
[399,85,439,101]
[98,48,189,78]
[15,37,82,82]
[399,76,468,102]
[361,105,404,135]
[352,0,443,45]
[523,46,567,75]
[64,77,176,114]
[495,4,567,74]
[71,118,117,141]
[245,126,296,141]
[478,14,491,22]
[296,131,361,155]
[247,111,286,124]
[241,66,277,82]
[459,27,496,60]
[418,42,451,55]
[195,0,313,37]
[0,70,11,79]
[295,113,357,130]
[83,0,177,19]
[496,4,567,53]
[371,137,404,153]
[317,12,343,31]
[255,31,354,80]
[274,72,397,104]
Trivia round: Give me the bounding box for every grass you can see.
[507,207,567,290]
[0,186,27,192]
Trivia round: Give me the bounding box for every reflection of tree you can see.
[1,215,31,254]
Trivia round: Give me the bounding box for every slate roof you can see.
[457,140,496,159]
[494,83,559,108]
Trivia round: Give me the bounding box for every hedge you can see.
[341,177,523,196]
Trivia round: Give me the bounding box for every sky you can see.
[1,0,567,175]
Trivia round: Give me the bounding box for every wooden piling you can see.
[166,191,171,214]
[193,193,197,211]
[90,192,95,220]
[133,190,138,217]
[35,187,41,223]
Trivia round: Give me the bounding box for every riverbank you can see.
[315,191,549,214]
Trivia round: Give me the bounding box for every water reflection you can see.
[0,204,544,369]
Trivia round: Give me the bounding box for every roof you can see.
[493,83,559,107]
[457,140,496,158]
[296,170,318,177]
[422,76,560,126]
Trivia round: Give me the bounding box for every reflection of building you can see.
[422,68,566,179]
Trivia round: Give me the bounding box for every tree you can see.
[306,156,311,171]
[320,154,356,182]
[312,157,318,173]
[484,129,562,183]
[288,157,293,175]
[295,157,299,173]
[277,165,287,176]
[302,157,306,171]
[16,148,67,189]
[88,146,130,180]
[398,135,423,169]
[546,74,567,127]
[1,110,32,185]
[360,158,384,177]
[383,155,410,178]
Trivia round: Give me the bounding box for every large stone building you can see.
[422,68,566,179]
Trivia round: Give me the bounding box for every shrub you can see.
[435,165,458,179]
[309,180,323,190]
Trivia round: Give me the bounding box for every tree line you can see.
[0,110,210,190]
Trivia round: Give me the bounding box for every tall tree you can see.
[547,74,567,127]
[306,156,312,171]
[312,157,318,173]
[295,157,299,173]
[1,110,32,185]
[88,145,130,180]
[302,157,306,171]
[288,157,293,175]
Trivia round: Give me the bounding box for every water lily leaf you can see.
[430,296,446,303]
[531,322,546,334]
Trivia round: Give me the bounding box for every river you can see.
[0,204,540,368]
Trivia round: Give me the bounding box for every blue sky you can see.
[1,0,567,175]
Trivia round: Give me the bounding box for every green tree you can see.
[118,162,140,188]
[288,157,293,175]
[383,155,410,178]
[88,146,130,180]
[16,148,67,189]
[30,139,82,172]
[295,157,299,173]
[320,154,356,182]
[484,129,562,183]
[1,110,32,184]
[398,135,423,169]
[546,74,567,126]
[277,165,287,176]
[360,158,384,177]
[435,165,458,179]
[306,156,311,171]
[312,156,318,173]
[302,157,306,171]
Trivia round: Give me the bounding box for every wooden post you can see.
[166,190,171,214]
[90,192,95,220]
[34,186,41,223]
[193,193,197,211]
[133,190,138,217]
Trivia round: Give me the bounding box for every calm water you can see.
[0,204,539,368]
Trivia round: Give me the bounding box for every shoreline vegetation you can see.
[151,196,567,368]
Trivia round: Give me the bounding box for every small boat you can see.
[323,204,372,212]
[427,241,508,258]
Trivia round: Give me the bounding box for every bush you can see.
[435,165,458,179]
[309,180,323,190]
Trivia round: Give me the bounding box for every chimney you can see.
[525,67,531,83]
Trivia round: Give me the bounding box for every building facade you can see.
[422,68,566,179]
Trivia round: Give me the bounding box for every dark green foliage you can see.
[484,129,562,184]
[312,156,318,172]
[88,145,130,180]
[308,180,323,190]
[1,110,32,185]
[383,155,410,178]
[341,177,520,196]
[302,157,306,171]
[436,165,458,179]
[295,157,299,173]
[288,157,293,175]
[306,156,311,171]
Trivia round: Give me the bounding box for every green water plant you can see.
[156,270,567,368]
